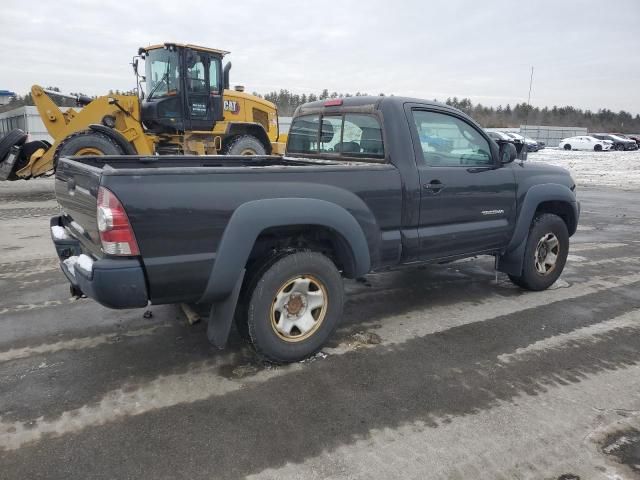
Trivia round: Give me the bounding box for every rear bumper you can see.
[50,216,148,309]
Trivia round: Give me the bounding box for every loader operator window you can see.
[145,49,180,99]
[186,55,207,93]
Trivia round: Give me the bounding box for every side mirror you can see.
[499,142,518,164]
[132,58,139,76]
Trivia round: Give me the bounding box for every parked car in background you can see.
[559,135,612,151]
[484,131,528,160]
[525,136,545,151]
[503,132,541,152]
[485,131,513,142]
[613,133,640,149]
[591,134,638,151]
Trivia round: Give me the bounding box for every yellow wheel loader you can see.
[0,43,285,181]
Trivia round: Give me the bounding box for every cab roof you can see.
[141,43,230,56]
[296,95,456,115]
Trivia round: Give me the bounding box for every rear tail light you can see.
[96,186,139,256]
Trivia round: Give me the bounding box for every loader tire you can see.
[55,130,125,163]
[223,135,266,156]
[0,129,28,163]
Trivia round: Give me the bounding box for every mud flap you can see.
[497,241,526,277]
[206,269,245,349]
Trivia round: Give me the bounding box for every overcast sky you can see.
[2,0,639,113]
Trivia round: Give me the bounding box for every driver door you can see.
[408,107,517,260]
[183,52,214,131]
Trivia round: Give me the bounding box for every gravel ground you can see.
[1,158,640,479]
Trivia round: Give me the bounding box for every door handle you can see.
[423,180,445,193]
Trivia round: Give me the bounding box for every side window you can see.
[286,113,385,159]
[341,114,385,158]
[186,54,206,93]
[413,110,492,167]
[320,116,342,153]
[208,59,219,92]
[287,114,320,154]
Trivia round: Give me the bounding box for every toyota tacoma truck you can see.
[50,96,579,363]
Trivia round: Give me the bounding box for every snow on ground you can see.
[529,148,640,189]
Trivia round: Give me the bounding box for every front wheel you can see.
[56,130,126,160]
[244,251,344,363]
[563,144,572,150]
[223,135,267,156]
[508,213,569,291]
[615,144,625,151]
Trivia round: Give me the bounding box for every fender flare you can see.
[199,198,371,304]
[498,183,579,276]
[88,124,137,155]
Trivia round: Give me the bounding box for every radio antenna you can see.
[520,66,534,163]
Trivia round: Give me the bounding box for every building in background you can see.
[0,90,17,106]
[519,125,588,147]
[0,106,76,142]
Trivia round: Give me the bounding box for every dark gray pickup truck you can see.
[50,96,579,362]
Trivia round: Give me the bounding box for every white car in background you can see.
[559,136,612,151]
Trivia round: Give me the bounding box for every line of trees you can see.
[3,86,639,133]
[256,89,640,133]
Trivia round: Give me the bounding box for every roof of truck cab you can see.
[296,96,458,115]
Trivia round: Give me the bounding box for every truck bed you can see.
[54,154,402,305]
[64,154,372,173]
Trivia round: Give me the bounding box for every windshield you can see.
[145,49,180,99]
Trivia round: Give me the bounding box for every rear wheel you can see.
[243,251,344,363]
[223,135,266,156]
[594,144,602,152]
[615,144,625,151]
[55,130,125,163]
[508,213,569,291]
[563,144,572,150]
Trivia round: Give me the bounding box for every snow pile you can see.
[63,256,77,276]
[528,148,640,189]
[62,254,94,276]
[77,254,94,273]
[51,225,69,240]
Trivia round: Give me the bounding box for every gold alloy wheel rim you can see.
[534,232,560,276]
[75,147,105,156]
[270,274,328,343]
[240,148,257,155]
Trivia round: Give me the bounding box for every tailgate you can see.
[54,158,103,257]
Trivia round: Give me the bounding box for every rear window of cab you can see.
[287,113,385,160]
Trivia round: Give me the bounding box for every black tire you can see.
[594,144,602,152]
[234,251,290,341]
[0,129,28,162]
[615,143,625,151]
[244,251,344,363]
[56,130,124,160]
[508,213,569,291]
[223,135,267,156]
[563,144,571,150]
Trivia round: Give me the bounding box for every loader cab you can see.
[140,43,227,134]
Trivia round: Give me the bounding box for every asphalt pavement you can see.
[0,176,639,479]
